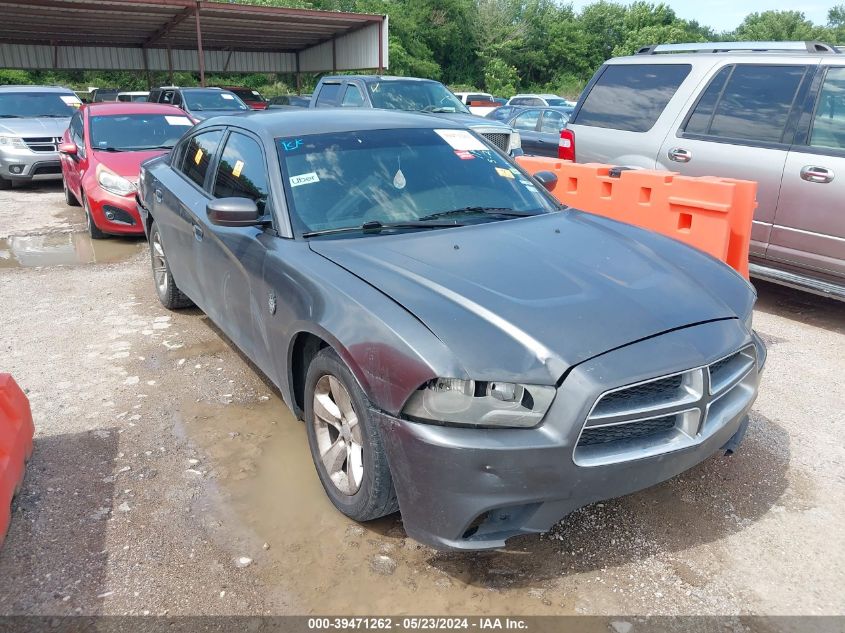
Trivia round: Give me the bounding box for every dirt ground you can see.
[0,182,843,617]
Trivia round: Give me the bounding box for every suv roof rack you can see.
[636,41,840,55]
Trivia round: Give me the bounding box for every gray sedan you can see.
[137,109,765,550]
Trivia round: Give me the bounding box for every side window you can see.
[315,83,341,107]
[69,111,85,156]
[212,132,269,213]
[511,98,527,106]
[341,84,364,107]
[178,129,223,189]
[684,66,732,136]
[540,110,566,133]
[172,91,183,107]
[529,98,544,106]
[511,109,541,131]
[575,64,691,132]
[809,67,845,151]
[161,91,174,104]
[685,65,807,144]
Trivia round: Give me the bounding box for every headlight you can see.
[509,130,521,151]
[0,135,26,149]
[97,166,136,196]
[402,378,555,428]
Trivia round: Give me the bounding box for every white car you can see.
[507,93,575,107]
[453,91,499,116]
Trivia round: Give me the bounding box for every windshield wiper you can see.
[0,114,22,118]
[39,114,70,118]
[94,146,127,152]
[302,219,464,238]
[134,145,174,151]
[418,206,538,221]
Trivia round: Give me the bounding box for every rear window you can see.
[684,64,808,144]
[315,83,341,107]
[574,64,691,132]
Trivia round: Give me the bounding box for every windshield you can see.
[545,98,568,106]
[367,81,470,114]
[183,90,249,112]
[0,92,79,118]
[229,88,265,103]
[278,128,555,237]
[90,113,193,151]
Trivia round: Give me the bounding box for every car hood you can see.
[93,149,169,179]
[432,112,510,129]
[309,212,751,385]
[0,117,70,137]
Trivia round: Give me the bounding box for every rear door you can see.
[770,65,845,279]
[509,109,542,155]
[535,109,568,157]
[153,127,224,304]
[658,62,816,258]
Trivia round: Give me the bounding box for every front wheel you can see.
[148,221,194,310]
[304,348,398,522]
[83,195,107,240]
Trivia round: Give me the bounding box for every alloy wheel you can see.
[312,374,364,495]
[151,231,169,296]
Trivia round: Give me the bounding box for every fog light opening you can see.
[461,512,489,539]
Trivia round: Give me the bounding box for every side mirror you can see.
[207,197,261,227]
[533,170,558,192]
[58,142,77,156]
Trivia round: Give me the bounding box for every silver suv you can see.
[0,86,81,189]
[566,41,845,300]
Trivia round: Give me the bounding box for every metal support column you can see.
[194,0,206,87]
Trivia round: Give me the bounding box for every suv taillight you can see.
[559,128,575,161]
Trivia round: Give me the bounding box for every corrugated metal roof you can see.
[0,0,387,72]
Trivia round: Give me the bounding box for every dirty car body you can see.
[137,110,766,551]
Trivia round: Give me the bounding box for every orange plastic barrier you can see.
[0,373,34,549]
[516,156,757,278]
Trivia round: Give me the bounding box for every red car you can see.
[215,86,268,110]
[59,102,194,238]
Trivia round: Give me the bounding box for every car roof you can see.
[199,108,468,136]
[320,75,439,84]
[83,102,188,116]
[0,85,75,93]
[609,51,845,65]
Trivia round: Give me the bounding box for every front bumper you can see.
[87,184,144,236]
[0,148,62,181]
[379,319,765,551]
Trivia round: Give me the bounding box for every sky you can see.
[567,0,834,33]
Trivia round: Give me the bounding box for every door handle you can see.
[668,147,692,163]
[193,224,203,242]
[154,188,163,203]
[800,165,834,183]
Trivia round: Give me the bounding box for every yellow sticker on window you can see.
[232,160,244,178]
[193,148,203,165]
[495,167,515,179]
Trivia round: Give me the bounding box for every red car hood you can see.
[94,149,168,181]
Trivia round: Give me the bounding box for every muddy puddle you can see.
[175,395,579,615]
[0,232,144,268]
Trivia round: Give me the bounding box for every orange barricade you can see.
[516,156,757,278]
[0,373,34,549]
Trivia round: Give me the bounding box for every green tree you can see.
[734,10,833,41]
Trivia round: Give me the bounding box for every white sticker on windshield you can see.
[290,172,320,187]
[221,94,235,100]
[165,116,193,126]
[434,129,487,151]
[60,95,81,106]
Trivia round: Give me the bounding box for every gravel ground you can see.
[0,183,843,617]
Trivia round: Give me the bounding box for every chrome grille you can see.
[574,345,758,467]
[480,132,510,152]
[23,137,61,152]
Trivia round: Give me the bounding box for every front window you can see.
[183,91,249,112]
[0,92,80,118]
[90,114,193,152]
[278,128,556,237]
[367,81,469,114]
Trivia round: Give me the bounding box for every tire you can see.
[83,195,107,240]
[148,221,194,310]
[0,176,11,190]
[63,178,80,206]
[304,347,398,522]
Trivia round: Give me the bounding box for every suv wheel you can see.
[82,195,107,240]
[304,348,398,522]
[149,221,193,309]
[63,178,80,206]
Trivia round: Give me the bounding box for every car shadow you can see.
[421,411,791,587]
[753,279,845,335]
[0,428,119,614]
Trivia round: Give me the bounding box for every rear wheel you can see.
[304,348,398,522]
[63,178,80,206]
[83,195,107,240]
[149,221,194,310]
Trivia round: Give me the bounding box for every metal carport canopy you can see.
[0,0,388,83]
